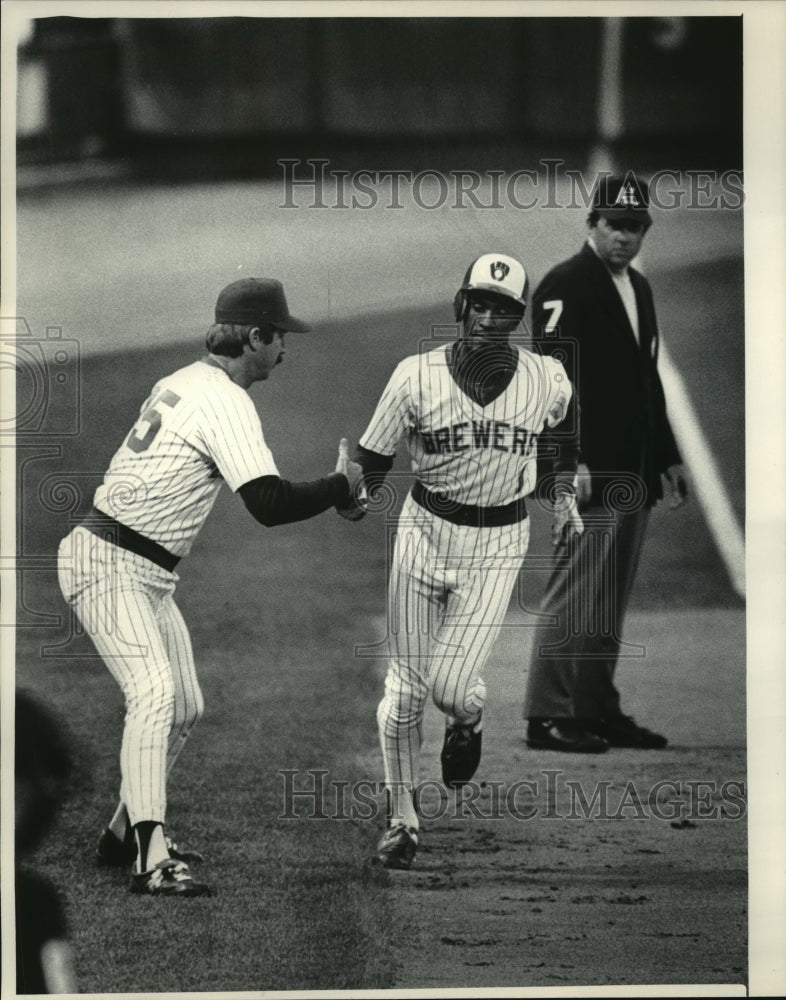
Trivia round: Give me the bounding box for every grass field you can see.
[11,178,747,992]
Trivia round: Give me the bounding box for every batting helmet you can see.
[453,253,529,322]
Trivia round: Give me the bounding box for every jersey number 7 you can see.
[542,300,563,333]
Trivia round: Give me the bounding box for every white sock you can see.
[134,822,169,873]
[387,785,419,834]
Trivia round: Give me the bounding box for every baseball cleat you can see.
[130,859,212,897]
[371,824,419,870]
[97,827,205,867]
[441,715,483,788]
[526,719,609,754]
[164,836,205,865]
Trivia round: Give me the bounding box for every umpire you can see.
[524,174,687,753]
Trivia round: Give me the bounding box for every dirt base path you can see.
[368,608,747,991]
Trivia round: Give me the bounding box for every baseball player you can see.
[57,278,362,897]
[337,254,582,869]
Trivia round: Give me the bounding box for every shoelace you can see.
[169,862,193,882]
[146,860,192,887]
[146,866,170,890]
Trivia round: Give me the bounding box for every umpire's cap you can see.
[454,253,529,321]
[215,278,311,332]
[592,174,652,226]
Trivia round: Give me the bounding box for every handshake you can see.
[334,438,368,522]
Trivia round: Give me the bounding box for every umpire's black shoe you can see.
[526,718,609,754]
[371,825,418,870]
[97,827,205,867]
[130,859,212,897]
[441,715,483,788]
[588,714,668,749]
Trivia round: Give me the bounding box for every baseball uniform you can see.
[360,339,574,808]
[57,359,349,830]
[56,276,360,895]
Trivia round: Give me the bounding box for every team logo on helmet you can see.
[490,261,511,282]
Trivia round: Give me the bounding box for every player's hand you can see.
[551,490,584,547]
[336,501,367,522]
[576,462,592,505]
[664,463,688,509]
[335,479,368,521]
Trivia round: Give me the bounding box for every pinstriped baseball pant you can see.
[378,494,530,795]
[57,526,203,826]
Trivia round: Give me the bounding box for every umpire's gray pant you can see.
[523,504,650,721]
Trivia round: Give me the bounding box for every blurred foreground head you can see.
[15,690,74,853]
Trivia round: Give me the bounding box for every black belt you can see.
[80,507,181,572]
[411,480,527,528]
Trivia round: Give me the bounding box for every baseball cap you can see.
[214,278,311,332]
[459,253,529,311]
[592,174,652,225]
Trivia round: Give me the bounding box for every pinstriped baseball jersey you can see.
[359,345,571,505]
[93,361,278,557]
[370,338,572,837]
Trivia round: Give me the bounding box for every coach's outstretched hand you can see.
[336,438,363,494]
[335,438,368,522]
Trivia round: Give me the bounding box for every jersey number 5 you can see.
[125,389,181,454]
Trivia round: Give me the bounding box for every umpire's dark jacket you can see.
[536,242,681,508]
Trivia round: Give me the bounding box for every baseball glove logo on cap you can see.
[454,252,529,318]
[489,260,511,282]
[214,278,311,332]
[466,253,527,304]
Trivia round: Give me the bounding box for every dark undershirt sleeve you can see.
[238,473,351,527]
[354,446,394,498]
[541,393,581,494]
[552,394,581,477]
